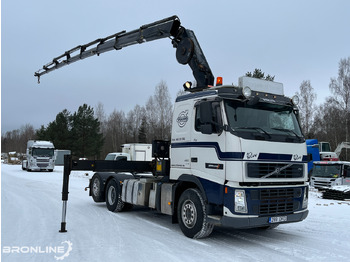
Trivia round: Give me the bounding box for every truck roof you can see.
[27,140,54,148]
[176,85,293,106]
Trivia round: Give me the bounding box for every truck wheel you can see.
[91,174,105,202]
[178,188,214,239]
[105,178,124,212]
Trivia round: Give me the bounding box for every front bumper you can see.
[218,209,309,228]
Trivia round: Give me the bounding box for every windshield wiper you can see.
[234,127,271,138]
[271,128,303,140]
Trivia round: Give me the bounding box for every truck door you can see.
[343,165,350,185]
[190,100,226,185]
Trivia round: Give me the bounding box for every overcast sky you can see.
[1,0,350,133]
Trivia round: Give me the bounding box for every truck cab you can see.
[171,77,308,229]
[310,161,350,189]
[22,140,55,172]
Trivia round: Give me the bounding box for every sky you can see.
[1,0,350,133]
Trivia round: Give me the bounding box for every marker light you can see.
[242,86,252,99]
[292,95,299,105]
[216,77,223,86]
[183,81,192,90]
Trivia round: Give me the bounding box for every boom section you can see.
[35,15,214,87]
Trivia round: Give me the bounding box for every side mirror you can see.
[199,102,212,123]
[200,124,213,135]
[199,102,213,135]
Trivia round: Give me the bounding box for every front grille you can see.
[313,181,332,188]
[251,188,302,215]
[247,163,304,179]
[37,159,49,163]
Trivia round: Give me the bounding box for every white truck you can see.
[105,144,152,161]
[22,140,55,172]
[310,161,350,189]
[35,16,309,238]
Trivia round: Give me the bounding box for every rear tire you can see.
[91,174,105,202]
[178,188,214,239]
[105,178,124,212]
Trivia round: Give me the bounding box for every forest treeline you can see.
[2,57,350,160]
[1,81,173,159]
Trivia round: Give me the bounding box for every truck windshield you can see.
[224,100,304,143]
[32,148,54,157]
[105,154,116,160]
[313,164,341,178]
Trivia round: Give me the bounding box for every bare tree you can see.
[296,80,317,137]
[329,57,350,146]
[95,102,107,135]
[152,81,173,140]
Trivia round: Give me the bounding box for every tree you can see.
[36,109,72,149]
[296,80,317,137]
[246,68,275,81]
[152,81,173,140]
[329,57,350,146]
[138,117,147,143]
[70,104,104,159]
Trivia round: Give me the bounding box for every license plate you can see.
[269,216,287,223]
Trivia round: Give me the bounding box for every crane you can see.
[34,15,214,90]
[335,142,350,158]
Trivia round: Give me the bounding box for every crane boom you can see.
[34,15,214,88]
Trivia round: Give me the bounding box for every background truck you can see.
[22,140,55,172]
[310,161,350,189]
[105,144,152,161]
[35,16,309,238]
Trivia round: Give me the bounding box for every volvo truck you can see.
[35,16,308,238]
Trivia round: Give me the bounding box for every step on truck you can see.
[35,16,309,238]
[22,140,55,172]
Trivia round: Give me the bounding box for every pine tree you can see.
[70,104,104,159]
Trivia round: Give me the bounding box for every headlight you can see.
[292,95,299,105]
[302,186,308,209]
[243,86,252,99]
[235,189,248,213]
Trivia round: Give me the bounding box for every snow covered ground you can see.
[1,164,350,262]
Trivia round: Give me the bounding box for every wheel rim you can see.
[181,199,197,229]
[92,178,100,196]
[107,186,116,205]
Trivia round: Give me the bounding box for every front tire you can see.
[178,188,214,239]
[105,178,124,212]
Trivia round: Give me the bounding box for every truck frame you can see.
[36,16,309,238]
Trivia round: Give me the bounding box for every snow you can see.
[328,185,350,193]
[2,164,350,262]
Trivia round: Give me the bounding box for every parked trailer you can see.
[36,16,309,238]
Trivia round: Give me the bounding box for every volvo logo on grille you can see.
[261,163,293,178]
